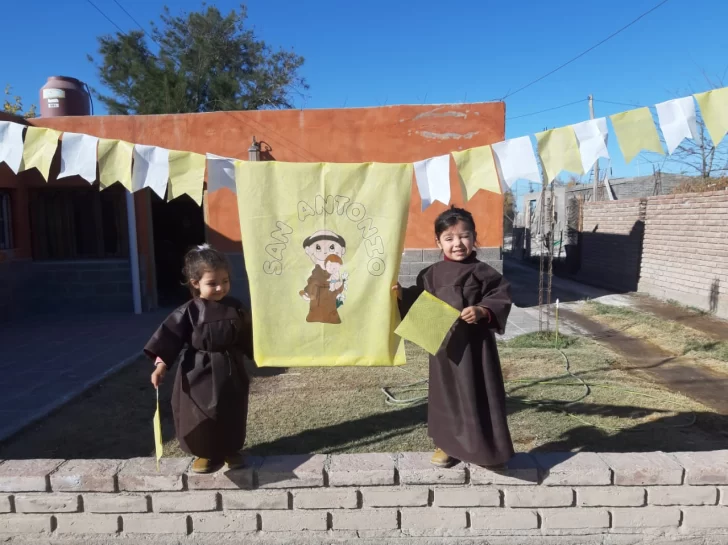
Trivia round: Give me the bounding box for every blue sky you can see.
[3,0,727,203]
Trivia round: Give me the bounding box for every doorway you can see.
[151,193,206,307]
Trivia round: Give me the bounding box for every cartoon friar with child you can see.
[298,230,349,324]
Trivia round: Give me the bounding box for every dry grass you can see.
[1,337,726,460]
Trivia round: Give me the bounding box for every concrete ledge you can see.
[0,451,727,543]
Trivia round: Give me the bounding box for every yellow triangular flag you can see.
[98,139,133,191]
[695,87,728,146]
[21,127,60,181]
[535,126,584,181]
[451,145,502,202]
[610,107,664,164]
[395,291,461,356]
[154,388,163,472]
[168,150,205,205]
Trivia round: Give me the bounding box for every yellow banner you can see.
[395,291,460,356]
[168,151,205,205]
[451,145,501,202]
[98,139,133,191]
[610,108,664,164]
[236,161,412,367]
[695,87,728,147]
[535,126,584,181]
[21,127,60,181]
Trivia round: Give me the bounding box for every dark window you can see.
[0,191,13,250]
[29,185,129,260]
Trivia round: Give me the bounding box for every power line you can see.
[496,0,670,101]
[111,0,157,45]
[86,0,125,34]
[594,98,645,108]
[506,99,586,120]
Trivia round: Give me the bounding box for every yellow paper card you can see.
[168,150,205,205]
[610,108,664,164]
[395,291,461,356]
[695,87,728,146]
[98,139,133,191]
[451,145,501,202]
[236,161,412,367]
[21,127,60,181]
[154,389,163,471]
[535,126,584,181]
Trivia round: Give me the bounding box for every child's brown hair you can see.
[182,244,230,295]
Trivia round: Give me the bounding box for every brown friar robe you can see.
[400,254,514,466]
[302,265,343,324]
[144,297,253,460]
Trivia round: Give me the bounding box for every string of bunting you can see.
[0,86,726,209]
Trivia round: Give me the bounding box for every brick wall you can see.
[578,199,647,292]
[0,259,133,321]
[1,452,726,543]
[638,191,728,319]
[399,247,502,287]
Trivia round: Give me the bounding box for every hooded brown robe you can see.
[400,255,514,466]
[302,265,343,324]
[144,296,253,460]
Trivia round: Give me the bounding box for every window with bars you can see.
[0,191,13,250]
[29,185,129,260]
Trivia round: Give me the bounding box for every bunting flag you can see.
[132,144,170,198]
[694,87,728,146]
[451,145,501,202]
[235,160,412,367]
[492,136,541,186]
[572,118,610,173]
[413,154,451,210]
[58,132,98,183]
[168,151,205,205]
[610,108,664,163]
[394,291,460,356]
[206,153,237,194]
[97,139,133,191]
[655,97,700,154]
[535,126,584,182]
[20,127,60,181]
[0,121,24,174]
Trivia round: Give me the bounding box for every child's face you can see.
[326,262,341,276]
[192,268,230,301]
[437,221,475,262]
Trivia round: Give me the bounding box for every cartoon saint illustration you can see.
[299,230,347,324]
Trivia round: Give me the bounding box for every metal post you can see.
[589,95,599,201]
[126,192,142,315]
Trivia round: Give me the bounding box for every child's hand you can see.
[151,362,167,389]
[461,306,487,324]
[391,283,402,300]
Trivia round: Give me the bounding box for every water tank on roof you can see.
[39,76,92,117]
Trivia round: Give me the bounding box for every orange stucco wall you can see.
[27,103,505,253]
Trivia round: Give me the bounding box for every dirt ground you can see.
[2,330,726,460]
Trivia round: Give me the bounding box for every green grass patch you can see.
[683,340,728,362]
[501,332,580,350]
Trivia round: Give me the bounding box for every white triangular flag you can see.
[413,154,451,210]
[0,121,25,174]
[572,118,610,173]
[132,144,169,198]
[655,97,701,154]
[206,153,237,194]
[603,161,615,201]
[492,136,541,186]
[58,132,98,183]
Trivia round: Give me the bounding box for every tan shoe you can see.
[225,452,246,470]
[191,457,223,474]
[430,448,455,468]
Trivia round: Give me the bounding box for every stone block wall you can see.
[0,259,133,321]
[578,199,647,292]
[638,191,728,319]
[1,451,726,544]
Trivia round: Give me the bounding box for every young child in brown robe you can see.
[394,207,514,469]
[146,245,253,474]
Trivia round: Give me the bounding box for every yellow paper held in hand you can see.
[395,291,461,356]
[153,389,163,471]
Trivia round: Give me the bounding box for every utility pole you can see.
[589,95,599,201]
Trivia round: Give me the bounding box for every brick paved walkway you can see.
[0,310,168,441]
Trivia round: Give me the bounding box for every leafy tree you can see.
[3,85,37,118]
[89,4,307,114]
